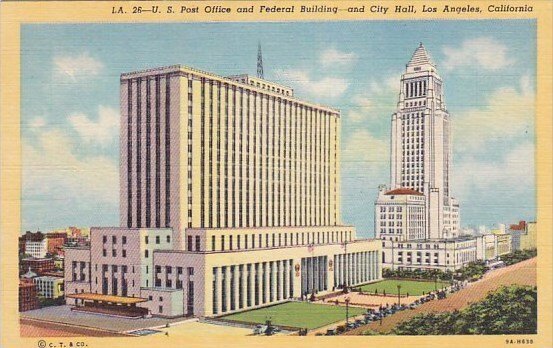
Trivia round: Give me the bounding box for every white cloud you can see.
[29,117,46,129]
[68,106,119,145]
[23,128,118,204]
[275,69,349,100]
[53,52,104,80]
[442,37,514,71]
[345,73,401,124]
[454,75,534,149]
[320,48,358,67]
[453,141,534,201]
[342,129,389,176]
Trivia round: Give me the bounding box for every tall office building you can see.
[66,64,381,318]
[377,43,460,242]
[376,44,467,271]
[119,67,342,249]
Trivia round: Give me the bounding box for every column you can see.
[277,261,282,301]
[300,259,305,298]
[263,262,269,304]
[370,251,374,281]
[338,255,342,287]
[348,254,353,286]
[222,266,230,313]
[271,261,277,302]
[323,256,328,290]
[364,252,369,282]
[232,265,239,311]
[212,267,220,315]
[289,260,295,297]
[238,265,245,309]
[247,264,253,307]
[254,263,260,306]
[306,258,312,294]
[283,260,289,299]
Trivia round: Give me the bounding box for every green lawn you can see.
[221,301,366,330]
[356,279,450,296]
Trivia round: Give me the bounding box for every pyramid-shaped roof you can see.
[407,43,435,68]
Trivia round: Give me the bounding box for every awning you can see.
[66,293,148,304]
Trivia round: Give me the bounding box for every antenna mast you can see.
[257,43,264,79]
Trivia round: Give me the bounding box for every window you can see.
[122,236,127,244]
[103,235,107,243]
[187,236,193,251]
[145,236,149,244]
[112,249,116,257]
[156,236,160,244]
[195,236,200,251]
[166,235,170,243]
[102,249,107,257]
[112,236,117,244]
[159,305,163,313]
[145,250,149,258]
[211,236,216,251]
[221,235,225,251]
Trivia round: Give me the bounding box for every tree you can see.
[391,285,537,335]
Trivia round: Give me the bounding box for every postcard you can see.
[1,1,551,347]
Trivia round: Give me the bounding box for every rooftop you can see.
[66,293,148,304]
[385,188,424,196]
[120,65,340,114]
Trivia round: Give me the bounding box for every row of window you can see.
[404,100,426,107]
[379,206,404,213]
[207,230,353,252]
[404,80,428,98]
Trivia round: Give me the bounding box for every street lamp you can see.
[345,297,350,325]
[397,284,402,306]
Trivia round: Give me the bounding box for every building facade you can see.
[375,187,426,242]
[66,64,382,318]
[375,44,471,271]
[33,276,64,299]
[386,43,460,240]
[19,279,40,312]
[21,231,48,258]
[47,232,67,256]
[381,237,477,271]
[520,222,537,250]
[21,257,55,275]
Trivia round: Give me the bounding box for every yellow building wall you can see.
[520,222,537,250]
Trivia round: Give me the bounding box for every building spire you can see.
[257,42,264,79]
[407,42,435,68]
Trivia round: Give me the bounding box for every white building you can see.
[381,237,477,271]
[33,276,64,299]
[375,44,471,271]
[65,62,382,319]
[387,43,460,240]
[25,236,48,259]
[375,186,426,242]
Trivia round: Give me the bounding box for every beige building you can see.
[381,236,477,271]
[33,276,64,299]
[520,222,537,250]
[66,64,381,318]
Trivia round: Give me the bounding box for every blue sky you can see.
[21,20,536,237]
